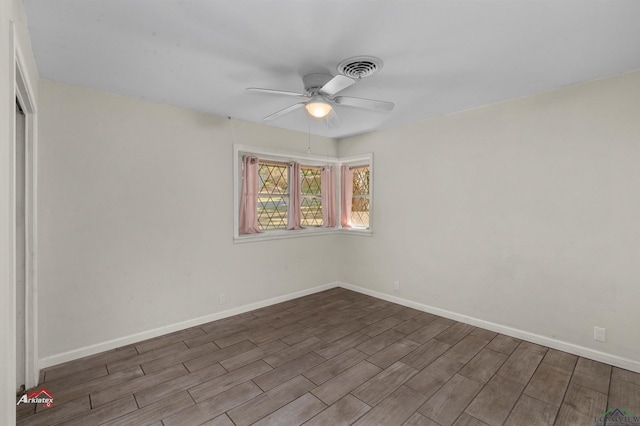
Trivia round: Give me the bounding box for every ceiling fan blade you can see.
[334,96,394,112]
[263,102,306,121]
[319,75,355,96]
[247,88,307,97]
[327,109,342,128]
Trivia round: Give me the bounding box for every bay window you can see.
[234,145,371,242]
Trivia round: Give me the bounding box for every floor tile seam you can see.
[101,392,182,426]
[508,393,562,426]
[346,390,374,412]
[568,368,612,396]
[33,375,144,415]
[185,337,225,350]
[441,375,493,426]
[175,361,230,394]
[135,330,195,359]
[34,393,93,425]
[39,395,95,426]
[252,376,274,393]
[311,347,335,361]
[117,340,190,361]
[92,363,190,407]
[468,356,534,426]
[404,365,466,403]
[184,389,197,407]
[479,385,519,426]
[455,350,509,386]
[240,391,323,426]
[605,362,613,414]
[201,318,251,332]
[184,378,265,409]
[501,356,563,426]
[522,386,566,408]
[40,366,111,392]
[439,339,491,366]
[184,347,237,372]
[552,353,580,421]
[539,358,575,373]
[227,377,316,425]
[140,347,217,376]
[465,412,491,426]
[33,387,98,419]
[248,335,293,347]
[611,372,640,387]
[42,361,111,385]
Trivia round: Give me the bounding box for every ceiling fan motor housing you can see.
[303,73,334,95]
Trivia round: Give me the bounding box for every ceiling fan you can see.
[247,60,394,127]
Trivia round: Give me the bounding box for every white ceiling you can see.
[22,0,640,138]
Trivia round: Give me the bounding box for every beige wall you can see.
[36,80,340,363]
[338,70,640,366]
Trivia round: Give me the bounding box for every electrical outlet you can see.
[219,293,227,305]
[594,326,606,342]
[392,281,400,292]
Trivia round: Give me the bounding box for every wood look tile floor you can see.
[17,288,640,425]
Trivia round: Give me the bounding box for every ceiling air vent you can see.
[337,56,383,80]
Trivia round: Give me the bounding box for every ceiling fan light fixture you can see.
[305,100,332,118]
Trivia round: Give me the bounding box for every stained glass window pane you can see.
[258,163,289,230]
[301,167,322,227]
[351,166,369,228]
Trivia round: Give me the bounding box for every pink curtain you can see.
[321,166,336,227]
[341,165,353,228]
[239,156,261,234]
[287,162,303,230]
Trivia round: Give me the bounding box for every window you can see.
[340,162,371,230]
[350,166,370,228]
[234,145,371,242]
[254,162,324,231]
[257,162,289,230]
[300,166,323,227]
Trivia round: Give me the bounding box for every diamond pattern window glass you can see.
[301,166,322,227]
[236,147,371,240]
[257,162,288,230]
[351,166,370,228]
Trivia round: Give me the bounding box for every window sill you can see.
[340,227,373,237]
[234,227,339,244]
[234,227,372,243]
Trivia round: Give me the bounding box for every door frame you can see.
[13,23,38,390]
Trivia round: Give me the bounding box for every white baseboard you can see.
[40,280,640,374]
[338,282,640,374]
[39,282,338,369]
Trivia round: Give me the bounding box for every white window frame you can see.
[233,145,372,243]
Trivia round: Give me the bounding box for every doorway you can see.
[15,99,26,392]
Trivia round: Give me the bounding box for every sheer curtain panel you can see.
[341,165,353,228]
[239,156,261,234]
[287,162,303,230]
[321,166,336,228]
